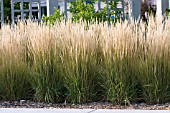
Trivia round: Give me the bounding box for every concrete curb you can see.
[0,108,169,113]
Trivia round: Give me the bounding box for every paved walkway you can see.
[0,108,169,113]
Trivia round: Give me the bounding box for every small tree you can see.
[69,0,122,23]
[69,0,96,22]
[43,8,64,25]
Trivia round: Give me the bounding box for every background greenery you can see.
[4,0,11,21]
[43,0,122,24]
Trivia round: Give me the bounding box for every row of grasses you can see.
[0,17,169,104]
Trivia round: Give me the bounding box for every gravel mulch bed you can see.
[0,100,169,110]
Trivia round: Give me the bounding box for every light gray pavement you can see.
[0,108,169,113]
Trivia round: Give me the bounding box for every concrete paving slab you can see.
[0,108,93,113]
[93,109,170,113]
[0,108,169,113]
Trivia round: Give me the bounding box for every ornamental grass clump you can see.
[0,25,32,100]
[0,17,169,104]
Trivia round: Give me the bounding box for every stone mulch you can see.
[0,100,169,110]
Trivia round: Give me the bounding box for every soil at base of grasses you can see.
[0,101,169,110]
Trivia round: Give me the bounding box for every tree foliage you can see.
[69,0,122,23]
[4,0,11,20]
[43,8,64,25]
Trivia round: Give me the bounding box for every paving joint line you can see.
[87,109,97,113]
